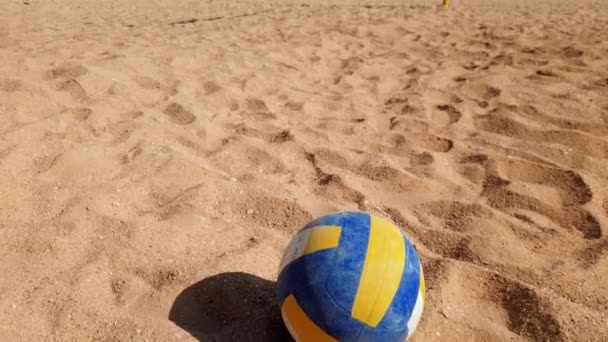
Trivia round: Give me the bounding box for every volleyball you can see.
[277,211,425,341]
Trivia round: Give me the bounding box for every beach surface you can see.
[1,0,607,340]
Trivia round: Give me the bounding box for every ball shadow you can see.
[169,272,293,342]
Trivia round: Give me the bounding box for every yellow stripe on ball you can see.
[351,215,406,327]
[419,265,425,299]
[279,225,341,273]
[304,225,341,255]
[282,294,337,342]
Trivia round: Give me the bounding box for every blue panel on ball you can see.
[277,248,336,303]
[323,211,371,339]
[277,248,363,340]
[294,281,363,340]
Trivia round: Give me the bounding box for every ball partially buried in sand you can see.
[277,211,425,341]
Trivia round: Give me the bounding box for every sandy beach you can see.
[1,0,607,340]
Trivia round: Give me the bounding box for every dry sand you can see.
[1,0,608,340]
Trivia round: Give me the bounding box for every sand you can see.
[1,0,607,340]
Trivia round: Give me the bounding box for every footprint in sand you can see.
[513,104,608,137]
[475,107,608,159]
[419,200,493,232]
[489,277,564,341]
[57,79,88,101]
[459,82,501,108]
[163,102,196,125]
[244,98,276,120]
[269,130,293,144]
[578,238,608,268]
[496,159,592,206]
[384,96,418,116]
[410,151,435,166]
[44,64,88,80]
[431,234,480,263]
[460,153,602,239]
[333,56,364,84]
[436,104,462,124]
[355,160,414,191]
[70,107,92,121]
[120,142,143,165]
[306,151,366,209]
[203,81,221,95]
[134,75,161,90]
[285,100,304,111]
[391,131,454,153]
